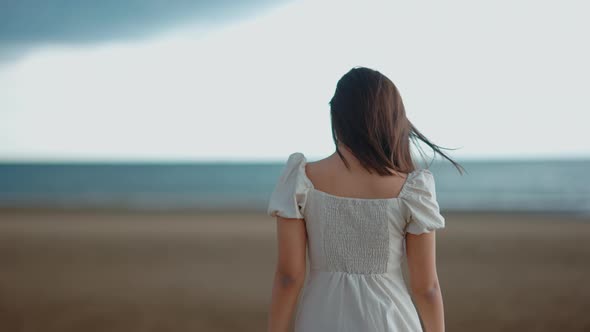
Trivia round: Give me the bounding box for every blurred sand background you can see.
[1,210,589,332]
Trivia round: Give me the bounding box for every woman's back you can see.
[267,152,445,331]
[305,147,410,201]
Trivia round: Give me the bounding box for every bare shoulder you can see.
[305,154,345,188]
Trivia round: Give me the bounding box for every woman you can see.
[266,66,464,332]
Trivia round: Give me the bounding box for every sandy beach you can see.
[0,209,589,331]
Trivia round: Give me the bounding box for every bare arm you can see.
[406,231,445,332]
[267,216,307,332]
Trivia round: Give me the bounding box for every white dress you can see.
[267,152,445,332]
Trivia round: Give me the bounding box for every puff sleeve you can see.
[267,152,312,219]
[401,169,446,234]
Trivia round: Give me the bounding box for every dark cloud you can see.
[0,0,291,61]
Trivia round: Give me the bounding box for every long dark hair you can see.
[329,66,465,176]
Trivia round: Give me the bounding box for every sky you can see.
[1,0,589,162]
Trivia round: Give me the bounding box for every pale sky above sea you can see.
[1,0,588,162]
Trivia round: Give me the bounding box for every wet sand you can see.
[0,210,589,331]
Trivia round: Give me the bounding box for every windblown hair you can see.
[329,66,465,176]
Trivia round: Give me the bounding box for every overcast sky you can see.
[1,0,588,162]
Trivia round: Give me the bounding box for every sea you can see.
[1,159,589,216]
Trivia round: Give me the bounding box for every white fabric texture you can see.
[267,152,445,332]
